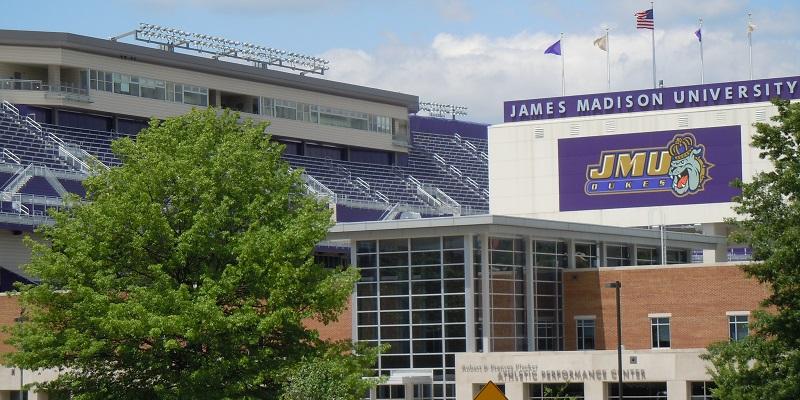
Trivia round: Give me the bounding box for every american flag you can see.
[636,8,654,29]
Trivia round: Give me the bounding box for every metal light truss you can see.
[133,23,330,75]
[419,101,468,119]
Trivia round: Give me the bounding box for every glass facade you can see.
[532,239,566,351]
[356,236,466,400]
[261,96,403,137]
[605,244,631,267]
[90,69,207,106]
[353,233,696,400]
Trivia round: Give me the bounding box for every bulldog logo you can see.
[667,135,712,196]
[584,133,714,197]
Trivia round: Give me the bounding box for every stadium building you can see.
[0,26,787,400]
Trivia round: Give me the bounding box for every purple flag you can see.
[695,28,702,42]
[544,39,561,56]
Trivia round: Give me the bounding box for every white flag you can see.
[747,22,757,32]
[593,35,608,51]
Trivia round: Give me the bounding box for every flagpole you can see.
[561,32,566,96]
[606,28,611,90]
[699,18,704,84]
[748,12,753,80]
[651,1,656,88]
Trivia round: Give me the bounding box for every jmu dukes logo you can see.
[584,133,714,197]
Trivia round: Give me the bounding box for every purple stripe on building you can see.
[558,125,743,211]
[410,115,488,140]
[504,76,800,122]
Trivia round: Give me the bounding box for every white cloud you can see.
[322,24,796,124]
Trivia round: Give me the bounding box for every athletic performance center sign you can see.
[504,76,800,122]
[558,126,742,211]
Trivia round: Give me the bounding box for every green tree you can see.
[704,99,800,399]
[5,108,375,399]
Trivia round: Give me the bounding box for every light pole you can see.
[605,281,623,400]
[14,310,26,400]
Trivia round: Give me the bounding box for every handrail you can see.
[1,148,20,164]
[432,153,446,165]
[374,190,390,204]
[25,116,43,134]
[355,177,370,190]
[301,173,336,202]
[480,152,488,161]
[58,145,90,173]
[1,100,19,117]
[453,133,462,142]
[466,177,480,189]
[449,165,462,177]
[2,164,33,195]
[40,166,70,198]
[464,141,477,152]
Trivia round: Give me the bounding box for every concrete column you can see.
[29,391,48,400]
[631,244,638,266]
[524,235,535,351]
[214,90,222,108]
[667,380,688,400]
[368,387,376,400]
[505,382,525,399]
[702,223,728,263]
[403,382,413,400]
[567,239,576,268]
[464,235,476,352]
[599,242,607,267]
[584,381,605,400]
[480,233,491,352]
[47,65,60,89]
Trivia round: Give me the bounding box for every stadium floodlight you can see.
[419,101,468,120]
[130,22,330,75]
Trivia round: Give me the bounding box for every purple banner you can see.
[504,76,800,122]
[558,126,742,211]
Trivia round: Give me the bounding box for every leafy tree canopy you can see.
[705,99,800,399]
[5,108,373,399]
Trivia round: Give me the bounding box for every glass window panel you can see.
[412,295,441,310]
[357,312,377,325]
[359,268,376,282]
[412,325,442,338]
[358,326,378,340]
[413,354,442,368]
[380,297,409,310]
[443,250,465,264]
[380,239,408,252]
[356,240,376,253]
[357,283,376,296]
[380,267,409,281]
[379,253,409,267]
[445,324,466,337]
[381,311,410,325]
[410,265,441,280]
[357,254,377,267]
[413,339,442,353]
[412,310,441,324]
[444,280,465,293]
[381,325,409,339]
[445,309,465,323]
[381,355,410,369]
[411,237,440,251]
[384,340,410,354]
[443,264,465,279]
[445,339,466,352]
[444,294,465,308]
[443,236,464,249]
[411,251,440,266]
[380,282,408,296]
[357,297,377,311]
[412,281,441,295]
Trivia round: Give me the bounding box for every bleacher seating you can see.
[0,114,72,171]
[1,103,492,221]
[42,123,127,166]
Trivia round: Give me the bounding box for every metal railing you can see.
[1,148,20,164]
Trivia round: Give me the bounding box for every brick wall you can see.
[304,297,353,342]
[563,263,770,351]
[0,295,21,354]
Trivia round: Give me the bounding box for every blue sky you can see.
[3,0,799,122]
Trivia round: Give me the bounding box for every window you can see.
[690,381,716,400]
[529,383,584,400]
[637,247,659,265]
[605,244,630,267]
[576,317,595,350]
[139,77,166,100]
[609,382,667,400]
[574,242,598,268]
[729,314,749,341]
[183,85,208,106]
[666,248,688,264]
[650,317,671,348]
